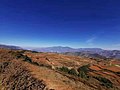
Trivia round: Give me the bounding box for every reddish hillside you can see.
[0,49,120,90]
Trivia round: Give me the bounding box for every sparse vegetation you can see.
[31,51,38,53]
[94,76,113,88]
[78,71,88,79]
[57,67,78,77]
[68,68,78,76]
[77,64,90,74]
[77,65,90,79]
[32,61,40,66]
[57,66,70,73]
[0,48,120,90]
[23,55,32,63]
[116,72,120,74]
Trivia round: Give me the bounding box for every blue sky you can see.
[0,0,120,49]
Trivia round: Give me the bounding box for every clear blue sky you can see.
[0,0,120,49]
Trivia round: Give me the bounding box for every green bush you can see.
[57,67,78,76]
[23,55,32,63]
[78,71,87,78]
[77,65,90,79]
[77,64,90,74]
[68,68,78,76]
[94,76,113,88]
[58,66,69,73]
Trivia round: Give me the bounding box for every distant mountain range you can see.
[0,44,120,59]
[0,44,22,50]
[28,46,120,59]
[31,46,103,53]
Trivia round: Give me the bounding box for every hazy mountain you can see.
[32,46,76,52]
[29,46,120,59]
[98,50,120,59]
[31,46,103,53]
[77,48,103,52]
[64,50,120,59]
[0,44,22,50]
[63,52,107,59]
[1,44,120,59]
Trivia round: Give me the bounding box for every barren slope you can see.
[0,49,120,90]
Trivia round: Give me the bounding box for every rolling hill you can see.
[0,48,120,90]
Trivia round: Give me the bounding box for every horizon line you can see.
[0,43,120,51]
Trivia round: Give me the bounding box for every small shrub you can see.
[68,68,78,76]
[18,50,27,54]
[77,64,90,74]
[116,72,120,74]
[78,71,87,79]
[31,51,38,53]
[94,76,113,88]
[23,55,32,63]
[77,65,90,79]
[10,52,23,59]
[32,62,39,66]
[58,66,69,73]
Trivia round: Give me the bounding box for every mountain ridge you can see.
[1,44,120,59]
[0,44,23,50]
[24,46,120,59]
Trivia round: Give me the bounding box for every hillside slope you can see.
[0,49,120,90]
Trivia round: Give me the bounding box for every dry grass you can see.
[0,49,120,90]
